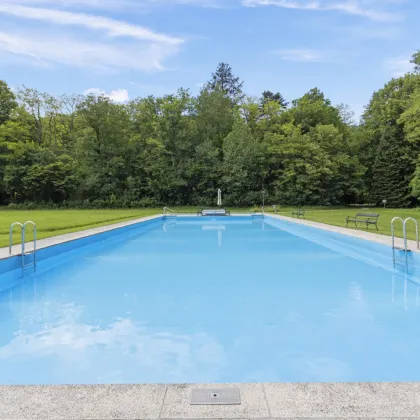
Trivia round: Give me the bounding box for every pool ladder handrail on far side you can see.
[391,217,419,264]
[9,221,37,275]
[163,207,176,217]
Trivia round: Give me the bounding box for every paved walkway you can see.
[0,215,162,260]
[268,213,420,252]
[1,216,420,418]
[1,382,420,419]
[0,213,253,260]
[2,212,412,260]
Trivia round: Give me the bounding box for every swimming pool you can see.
[0,215,420,384]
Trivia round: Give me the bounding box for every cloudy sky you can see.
[0,0,418,118]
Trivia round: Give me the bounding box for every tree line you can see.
[1,53,420,209]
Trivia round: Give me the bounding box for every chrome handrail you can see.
[391,217,419,265]
[9,222,24,255]
[391,217,404,251]
[23,221,37,266]
[9,221,37,275]
[163,207,176,216]
[404,217,419,251]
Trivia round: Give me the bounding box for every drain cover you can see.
[190,388,241,405]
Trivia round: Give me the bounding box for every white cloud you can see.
[0,315,227,384]
[242,0,402,21]
[84,88,130,102]
[0,31,178,71]
[0,2,184,71]
[274,48,325,62]
[2,0,237,10]
[1,0,126,8]
[0,3,183,44]
[3,0,403,18]
[109,89,130,102]
[4,0,406,18]
[384,56,414,77]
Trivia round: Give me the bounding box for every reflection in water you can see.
[3,217,420,384]
[391,268,420,311]
[163,221,177,232]
[0,303,227,384]
[392,275,395,303]
[202,224,226,248]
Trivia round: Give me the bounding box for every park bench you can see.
[197,209,231,216]
[346,213,379,230]
[292,209,306,219]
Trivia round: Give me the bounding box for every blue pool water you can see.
[1,216,420,384]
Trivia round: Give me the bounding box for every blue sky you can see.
[0,0,419,119]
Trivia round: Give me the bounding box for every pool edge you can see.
[267,213,420,253]
[1,382,419,419]
[0,214,163,261]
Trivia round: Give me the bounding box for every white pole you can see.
[262,191,266,214]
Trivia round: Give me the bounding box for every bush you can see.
[7,201,58,210]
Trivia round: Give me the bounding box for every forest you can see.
[1,52,420,209]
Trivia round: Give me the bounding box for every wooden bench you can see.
[197,209,231,216]
[346,213,379,230]
[292,209,305,219]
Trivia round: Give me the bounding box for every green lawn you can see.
[1,206,419,249]
[0,209,161,247]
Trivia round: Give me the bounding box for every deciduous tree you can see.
[0,80,17,125]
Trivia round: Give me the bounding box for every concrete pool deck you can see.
[2,211,416,260]
[0,214,163,260]
[2,382,420,419]
[268,213,420,252]
[2,213,420,419]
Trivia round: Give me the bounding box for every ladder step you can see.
[22,266,35,277]
[395,261,408,266]
[23,262,36,268]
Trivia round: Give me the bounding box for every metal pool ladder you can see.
[391,217,419,264]
[9,221,37,275]
[163,207,176,217]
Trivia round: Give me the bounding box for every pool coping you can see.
[0,214,163,260]
[2,211,411,260]
[2,382,420,419]
[2,215,420,418]
[0,213,256,260]
[267,213,420,253]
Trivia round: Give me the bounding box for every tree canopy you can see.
[207,63,245,104]
[411,50,420,74]
[1,58,420,208]
[0,81,17,125]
